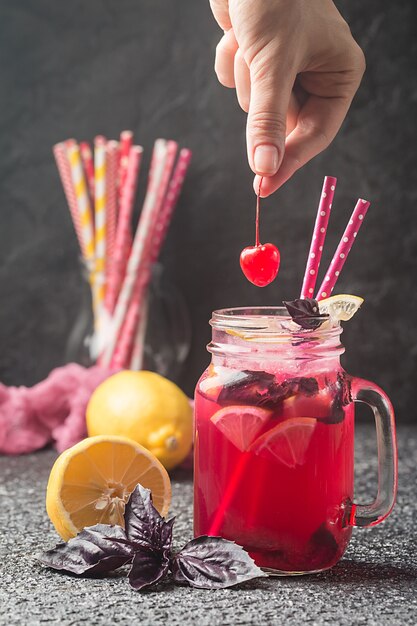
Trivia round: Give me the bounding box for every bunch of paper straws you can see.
[299,176,370,300]
[53,132,192,370]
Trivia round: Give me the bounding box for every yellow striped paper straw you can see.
[66,142,95,268]
[94,136,107,322]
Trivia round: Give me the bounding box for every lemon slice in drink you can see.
[318,294,364,321]
[211,406,272,452]
[250,418,317,468]
[46,435,171,541]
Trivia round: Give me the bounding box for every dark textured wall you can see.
[0,1,416,422]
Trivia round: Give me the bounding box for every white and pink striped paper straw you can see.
[53,142,87,258]
[316,198,370,300]
[105,140,119,272]
[156,140,178,203]
[129,293,150,370]
[80,142,95,204]
[101,139,169,367]
[104,145,143,315]
[151,148,192,262]
[111,147,192,369]
[300,176,337,299]
[111,280,146,369]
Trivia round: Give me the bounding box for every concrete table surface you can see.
[0,424,416,626]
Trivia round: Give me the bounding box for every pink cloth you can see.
[0,364,117,455]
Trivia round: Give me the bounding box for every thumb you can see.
[247,57,295,177]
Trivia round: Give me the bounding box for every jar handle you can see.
[349,377,398,527]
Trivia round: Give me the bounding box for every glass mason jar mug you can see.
[194,307,397,575]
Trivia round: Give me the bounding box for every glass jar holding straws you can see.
[65,261,191,381]
[54,132,192,376]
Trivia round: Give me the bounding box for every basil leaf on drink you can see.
[283,298,329,330]
[39,524,133,575]
[171,536,266,589]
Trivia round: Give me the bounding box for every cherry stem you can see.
[255,177,263,247]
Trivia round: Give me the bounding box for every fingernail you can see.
[254,145,279,176]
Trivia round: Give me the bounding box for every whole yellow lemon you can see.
[86,371,193,471]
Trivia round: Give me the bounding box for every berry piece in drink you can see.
[240,243,280,287]
[218,370,275,406]
[211,405,272,452]
[322,372,351,424]
[257,377,319,410]
[309,523,340,568]
[250,417,317,468]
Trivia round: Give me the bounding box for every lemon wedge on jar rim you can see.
[318,294,364,321]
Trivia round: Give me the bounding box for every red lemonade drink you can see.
[194,307,397,574]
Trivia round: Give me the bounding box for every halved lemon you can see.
[46,435,171,541]
[250,417,317,468]
[211,405,272,452]
[318,294,364,321]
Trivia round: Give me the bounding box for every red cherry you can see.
[240,243,280,287]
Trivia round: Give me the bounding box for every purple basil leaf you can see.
[257,377,319,410]
[124,484,174,555]
[336,371,352,406]
[325,372,351,424]
[256,381,294,409]
[39,524,133,575]
[172,536,266,589]
[153,517,175,555]
[218,370,275,407]
[283,298,329,330]
[128,547,171,590]
[124,485,162,542]
[295,377,319,396]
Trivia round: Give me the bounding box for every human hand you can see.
[210,0,366,196]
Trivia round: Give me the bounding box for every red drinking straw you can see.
[316,198,370,300]
[300,176,337,299]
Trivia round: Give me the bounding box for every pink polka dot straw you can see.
[300,176,337,299]
[316,198,370,300]
[117,130,133,203]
